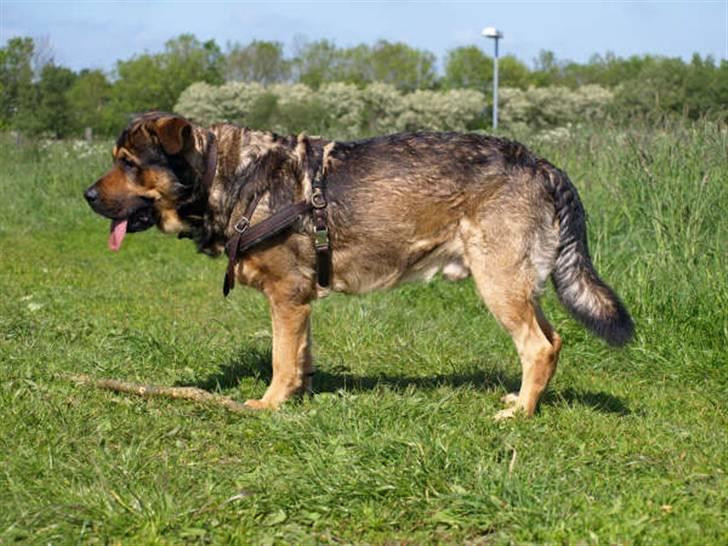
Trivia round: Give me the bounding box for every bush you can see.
[175,82,487,138]
[499,85,614,130]
[175,81,615,137]
[357,82,405,135]
[399,88,485,132]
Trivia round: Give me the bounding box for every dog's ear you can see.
[153,116,192,155]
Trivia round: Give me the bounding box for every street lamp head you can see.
[482,26,503,39]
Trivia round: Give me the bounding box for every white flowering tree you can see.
[175,81,614,137]
[499,85,614,130]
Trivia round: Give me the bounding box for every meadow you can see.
[0,122,726,544]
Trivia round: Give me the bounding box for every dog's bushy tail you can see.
[538,161,634,346]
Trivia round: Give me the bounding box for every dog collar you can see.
[202,135,218,190]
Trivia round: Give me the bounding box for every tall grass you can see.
[0,122,726,544]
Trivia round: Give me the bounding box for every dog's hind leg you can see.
[495,303,562,419]
[464,229,561,419]
[244,298,313,410]
[475,276,561,419]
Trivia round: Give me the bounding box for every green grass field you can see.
[1,123,726,544]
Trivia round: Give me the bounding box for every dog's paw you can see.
[493,406,522,421]
[500,392,519,407]
[244,399,275,410]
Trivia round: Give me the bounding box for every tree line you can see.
[1,33,726,138]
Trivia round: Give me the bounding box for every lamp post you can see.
[482,26,503,130]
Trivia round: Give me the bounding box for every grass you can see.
[1,123,726,545]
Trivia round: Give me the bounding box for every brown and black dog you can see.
[84,112,633,419]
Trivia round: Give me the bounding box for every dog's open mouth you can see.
[108,205,158,251]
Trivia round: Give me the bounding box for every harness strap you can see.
[222,174,331,296]
[223,196,311,296]
[224,193,260,296]
[202,135,218,190]
[311,176,331,287]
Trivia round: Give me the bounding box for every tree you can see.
[0,37,34,129]
[35,64,77,137]
[292,39,436,90]
[292,39,341,89]
[369,41,436,90]
[66,69,114,135]
[164,34,224,84]
[530,49,561,86]
[31,35,54,79]
[684,54,727,119]
[334,44,374,87]
[443,47,529,93]
[225,40,290,84]
[605,56,675,119]
[499,56,530,89]
[2,36,81,137]
[110,34,224,123]
[443,46,492,90]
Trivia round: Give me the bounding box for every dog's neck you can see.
[164,127,213,254]
[186,124,316,257]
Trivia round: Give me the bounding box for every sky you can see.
[1,0,726,73]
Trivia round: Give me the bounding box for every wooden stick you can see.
[67,374,252,415]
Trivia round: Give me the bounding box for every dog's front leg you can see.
[245,298,312,410]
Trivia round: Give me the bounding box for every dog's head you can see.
[84,112,203,251]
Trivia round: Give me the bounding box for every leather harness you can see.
[202,137,331,297]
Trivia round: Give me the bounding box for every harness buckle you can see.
[311,187,326,209]
[314,227,329,250]
[234,216,251,234]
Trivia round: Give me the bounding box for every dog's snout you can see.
[84,186,100,203]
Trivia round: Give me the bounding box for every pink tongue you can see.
[108,219,128,251]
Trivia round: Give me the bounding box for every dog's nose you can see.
[84,186,100,203]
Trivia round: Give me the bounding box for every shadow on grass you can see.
[542,388,631,415]
[180,348,630,416]
[177,348,273,391]
[315,366,522,396]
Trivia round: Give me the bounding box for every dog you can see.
[84,112,633,419]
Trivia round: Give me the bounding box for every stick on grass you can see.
[67,374,252,414]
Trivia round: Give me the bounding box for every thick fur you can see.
[85,112,633,418]
[537,162,634,346]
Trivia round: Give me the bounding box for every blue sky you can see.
[2,1,726,72]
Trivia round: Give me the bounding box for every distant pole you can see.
[493,37,499,129]
[482,27,503,130]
